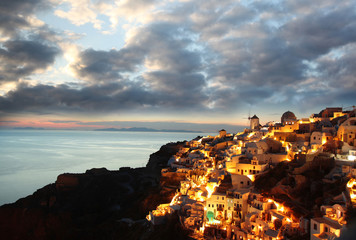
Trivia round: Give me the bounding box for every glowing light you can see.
[152,204,170,217]
[247,132,254,139]
[276,203,285,213]
[347,178,356,201]
[206,183,218,199]
[347,178,355,188]
[170,193,181,205]
[247,174,256,182]
[207,219,221,225]
[268,199,287,213]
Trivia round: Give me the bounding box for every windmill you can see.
[242,107,252,128]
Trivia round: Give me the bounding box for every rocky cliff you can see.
[254,155,345,217]
[0,142,188,240]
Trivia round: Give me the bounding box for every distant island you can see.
[94,127,202,133]
[13,127,45,130]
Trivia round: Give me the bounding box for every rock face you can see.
[146,141,186,177]
[254,154,346,217]
[0,142,187,240]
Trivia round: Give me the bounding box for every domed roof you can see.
[281,111,297,123]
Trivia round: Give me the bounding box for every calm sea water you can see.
[0,130,209,205]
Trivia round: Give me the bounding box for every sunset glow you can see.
[0,0,355,131]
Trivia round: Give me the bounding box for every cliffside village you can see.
[146,107,356,240]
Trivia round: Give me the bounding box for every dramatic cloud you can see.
[0,0,54,39]
[280,4,356,59]
[0,0,355,121]
[0,14,29,39]
[54,0,104,29]
[0,82,155,113]
[0,0,61,85]
[0,39,60,82]
[107,0,158,25]
[143,71,208,108]
[126,22,202,72]
[55,0,159,29]
[71,47,144,82]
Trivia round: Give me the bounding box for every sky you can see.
[0,0,355,132]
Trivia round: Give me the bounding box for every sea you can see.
[0,130,212,206]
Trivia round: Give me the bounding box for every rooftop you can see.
[313,217,342,229]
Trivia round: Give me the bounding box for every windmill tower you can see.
[250,115,259,130]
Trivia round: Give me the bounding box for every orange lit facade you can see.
[147,107,355,239]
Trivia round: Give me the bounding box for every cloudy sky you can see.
[0,0,355,132]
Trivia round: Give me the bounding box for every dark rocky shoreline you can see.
[0,141,189,240]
